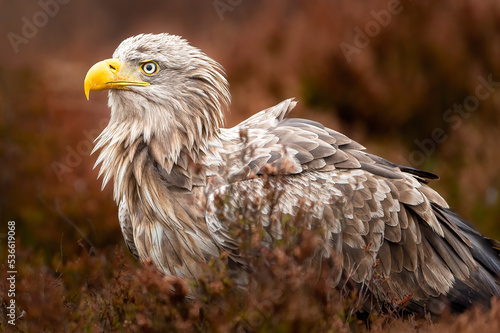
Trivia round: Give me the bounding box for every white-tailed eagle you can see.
[84,33,500,315]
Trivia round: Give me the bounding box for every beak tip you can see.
[84,85,90,100]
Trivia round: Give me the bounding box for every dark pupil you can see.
[145,64,154,72]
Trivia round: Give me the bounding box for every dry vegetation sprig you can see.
[1,227,498,332]
[2,0,500,331]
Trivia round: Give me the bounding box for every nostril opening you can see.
[109,65,116,71]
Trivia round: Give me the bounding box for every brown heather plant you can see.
[1,219,499,332]
[2,0,500,332]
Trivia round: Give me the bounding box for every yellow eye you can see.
[140,61,159,75]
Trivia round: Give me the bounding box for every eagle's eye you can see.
[140,61,159,75]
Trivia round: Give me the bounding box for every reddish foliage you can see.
[2,0,500,331]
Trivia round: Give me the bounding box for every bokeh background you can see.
[1,0,500,331]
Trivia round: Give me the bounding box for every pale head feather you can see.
[94,33,231,195]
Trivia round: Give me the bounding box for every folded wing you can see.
[207,99,500,314]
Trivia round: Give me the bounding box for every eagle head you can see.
[84,33,230,144]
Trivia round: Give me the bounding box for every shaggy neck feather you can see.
[94,95,223,201]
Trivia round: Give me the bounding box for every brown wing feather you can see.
[208,101,500,314]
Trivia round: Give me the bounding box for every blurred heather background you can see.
[1,0,500,330]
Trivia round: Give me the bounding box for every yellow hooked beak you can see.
[84,58,150,100]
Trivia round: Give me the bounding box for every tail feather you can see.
[435,205,500,311]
